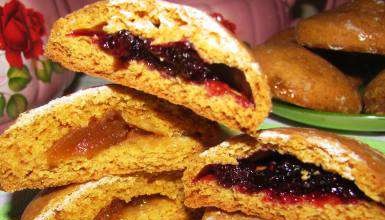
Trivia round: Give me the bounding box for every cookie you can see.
[296,0,385,54]
[0,85,223,191]
[183,128,385,219]
[364,69,385,114]
[21,173,193,220]
[45,0,271,137]
[253,30,362,113]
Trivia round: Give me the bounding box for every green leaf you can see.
[35,60,52,83]
[51,61,66,74]
[43,60,53,76]
[0,93,5,117]
[9,78,30,92]
[7,65,30,79]
[7,66,31,92]
[7,94,28,119]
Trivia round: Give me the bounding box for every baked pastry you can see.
[21,173,194,220]
[296,0,385,55]
[202,208,262,220]
[45,0,271,136]
[364,69,385,114]
[253,30,362,113]
[0,85,223,191]
[183,128,385,219]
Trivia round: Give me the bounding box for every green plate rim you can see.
[272,100,385,132]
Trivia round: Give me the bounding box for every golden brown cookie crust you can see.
[253,30,362,113]
[364,69,385,114]
[45,0,271,137]
[21,173,184,220]
[183,128,385,219]
[114,195,195,220]
[296,0,385,54]
[0,85,224,191]
[202,208,264,220]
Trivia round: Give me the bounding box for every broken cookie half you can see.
[0,85,223,191]
[22,173,197,220]
[46,0,271,136]
[183,128,385,220]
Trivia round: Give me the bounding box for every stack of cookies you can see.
[0,0,384,219]
[254,0,385,115]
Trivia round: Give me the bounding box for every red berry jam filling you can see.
[70,25,253,107]
[195,151,369,205]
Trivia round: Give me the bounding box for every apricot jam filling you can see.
[47,111,144,166]
[70,25,253,107]
[94,196,170,220]
[195,151,369,205]
[94,199,127,220]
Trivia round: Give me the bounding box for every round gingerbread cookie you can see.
[253,30,362,113]
[296,0,385,54]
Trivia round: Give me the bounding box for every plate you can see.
[272,100,385,132]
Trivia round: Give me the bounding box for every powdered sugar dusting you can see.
[198,141,229,157]
[199,143,229,157]
[171,3,241,54]
[251,62,262,76]
[219,141,230,148]
[119,9,134,19]
[305,136,362,180]
[307,136,345,157]
[107,0,246,66]
[345,20,361,32]
[328,45,344,50]
[358,33,368,42]
[200,148,217,158]
[345,20,370,42]
[337,96,347,104]
[259,130,290,142]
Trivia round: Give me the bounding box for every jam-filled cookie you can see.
[22,173,194,220]
[364,69,385,115]
[45,0,271,137]
[296,0,385,54]
[0,85,223,191]
[253,30,362,113]
[183,128,385,220]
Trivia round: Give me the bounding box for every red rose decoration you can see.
[0,0,45,68]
